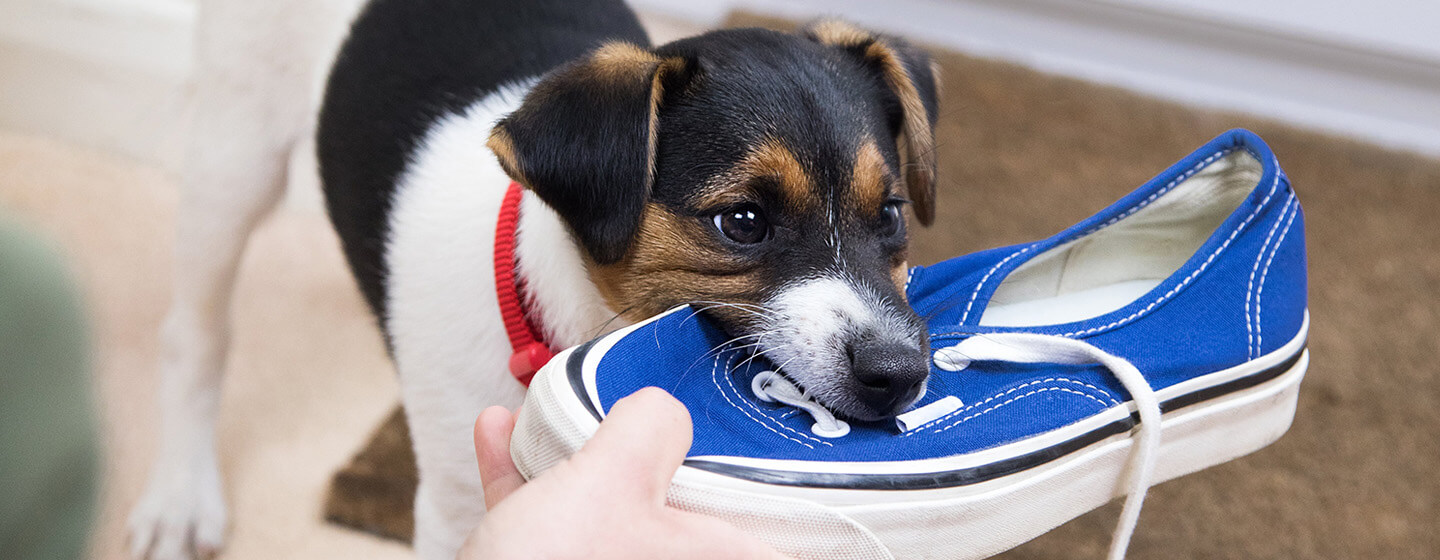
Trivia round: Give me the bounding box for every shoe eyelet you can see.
[811,420,850,438]
[751,370,779,402]
[933,347,971,371]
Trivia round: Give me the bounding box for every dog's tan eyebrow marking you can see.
[851,140,892,214]
[691,180,753,209]
[746,138,817,212]
[690,138,817,212]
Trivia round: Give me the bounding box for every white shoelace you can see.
[933,333,1161,560]
[751,370,851,437]
[749,334,1159,560]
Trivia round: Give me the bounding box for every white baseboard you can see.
[3,0,1438,165]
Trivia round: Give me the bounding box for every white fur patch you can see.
[384,81,618,560]
[516,195,630,347]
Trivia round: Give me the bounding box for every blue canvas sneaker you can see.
[510,129,1308,560]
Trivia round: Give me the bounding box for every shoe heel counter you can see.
[1254,178,1308,357]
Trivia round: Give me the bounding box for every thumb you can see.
[570,387,693,502]
[474,406,526,509]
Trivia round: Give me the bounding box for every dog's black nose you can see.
[849,339,929,416]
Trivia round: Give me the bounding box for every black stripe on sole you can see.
[566,338,604,421]
[681,346,1307,490]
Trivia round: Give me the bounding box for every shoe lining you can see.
[980,150,1262,327]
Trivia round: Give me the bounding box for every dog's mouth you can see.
[755,333,930,422]
[704,275,930,422]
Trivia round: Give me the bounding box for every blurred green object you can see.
[0,216,97,559]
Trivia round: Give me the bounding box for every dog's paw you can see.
[127,460,228,560]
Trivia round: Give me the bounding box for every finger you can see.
[572,386,693,501]
[474,406,526,509]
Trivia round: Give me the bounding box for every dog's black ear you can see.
[489,42,691,263]
[803,20,940,226]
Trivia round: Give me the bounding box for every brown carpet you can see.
[324,12,1440,558]
[325,408,417,542]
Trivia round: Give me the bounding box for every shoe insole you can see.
[979,279,1161,327]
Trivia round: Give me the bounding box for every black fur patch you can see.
[490,45,694,264]
[316,0,648,329]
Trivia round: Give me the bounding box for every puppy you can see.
[128,1,940,559]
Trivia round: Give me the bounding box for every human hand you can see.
[459,387,789,560]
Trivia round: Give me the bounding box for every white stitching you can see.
[1079,150,1230,237]
[920,386,1116,436]
[960,247,1030,324]
[1246,195,1295,358]
[722,352,834,447]
[904,266,918,293]
[904,378,1118,434]
[714,351,832,447]
[1255,196,1299,357]
[900,377,1119,436]
[709,353,815,449]
[1052,169,1283,338]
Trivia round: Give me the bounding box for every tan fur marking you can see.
[806,20,937,225]
[587,204,768,324]
[485,127,528,186]
[807,19,873,48]
[851,140,891,214]
[749,139,816,212]
[892,260,910,302]
[644,57,686,191]
[589,42,662,81]
[863,41,936,225]
[689,138,816,212]
[689,180,754,211]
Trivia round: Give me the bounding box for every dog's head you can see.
[489,21,939,421]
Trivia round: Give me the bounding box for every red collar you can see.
[494,182,554,386]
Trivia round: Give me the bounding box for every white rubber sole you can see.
[511,330,1309,560]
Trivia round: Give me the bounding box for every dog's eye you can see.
[879,202,905,237]
[713,204,770,244]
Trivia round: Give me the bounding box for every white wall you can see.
[1105,0,1440,62]
[2,0,1439,164]
[0,0,194,166]
[632,0,1440,157]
